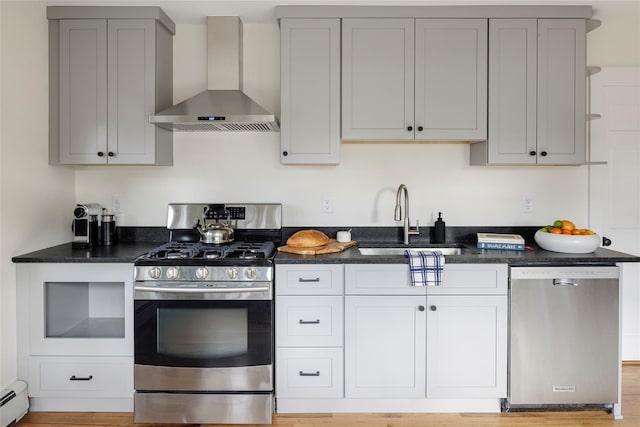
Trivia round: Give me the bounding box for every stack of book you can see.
[477,233,525,251]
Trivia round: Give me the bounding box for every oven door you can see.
[134,296,272,391]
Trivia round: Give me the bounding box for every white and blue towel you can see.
[405,250,445,286]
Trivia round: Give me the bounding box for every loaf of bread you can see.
[286,229,330,248]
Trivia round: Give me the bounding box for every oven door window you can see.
[134,300,272,368]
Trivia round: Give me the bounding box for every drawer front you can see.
[276,264,344,295]
[29,356,133,397]
[428,264,508,295]
[276,347,343,398]
[276,296,343,347]
[345,264,426,295]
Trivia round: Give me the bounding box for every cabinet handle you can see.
[299,319,320,324]
[282,151,288,156]
[298,277,320,283]
[417,126,424,132]
[69,375,93,381]
[108,152,115,157]
[430,305,437,311]
[540,151,548,157]
[299,371,320,377]
[97,152,104,157]
[529,151,536,156]
[407,126,413,131]
[418,305,425,312]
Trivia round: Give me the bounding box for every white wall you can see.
[1,0,639,388]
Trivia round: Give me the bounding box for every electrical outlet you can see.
[112,195,122,214]
[321,198,333,213]
[523,196,534,213]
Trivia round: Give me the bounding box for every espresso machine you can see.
[72,203,103,248]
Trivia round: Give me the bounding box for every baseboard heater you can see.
[1,381,28,427]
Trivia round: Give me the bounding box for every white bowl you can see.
[534,230,601,254]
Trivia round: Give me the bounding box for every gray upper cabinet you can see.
[341,18,487,142]
[49,7,174,165]
[280,19,341,164]
[471,18,586,165]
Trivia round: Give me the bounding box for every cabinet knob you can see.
[529,151,536,156]
[97,152,104,157]
[540,151,548,157]
[282,151,288,156]
[418,305,425,312]
[430,305,437,311]
[407,126,413,131]
[108,152,115,157]
[417,126,424,132]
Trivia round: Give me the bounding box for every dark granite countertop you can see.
[11,225,640,266]
[12,242,160,263]
[274,242,639,266]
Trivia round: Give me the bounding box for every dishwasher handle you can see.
[553,278,578,287]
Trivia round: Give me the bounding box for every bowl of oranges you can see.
[534,220,601,253]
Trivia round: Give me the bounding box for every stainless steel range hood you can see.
[150,16,279,131]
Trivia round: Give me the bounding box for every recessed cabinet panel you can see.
[415,19,487,140]
[342,19,415,141]
[537,19,586,165]
[486,19,537,164]
[59,19,108,164]
[107,20,156,164]
[280,19,341,164]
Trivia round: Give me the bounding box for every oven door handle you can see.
[134,286,270,294]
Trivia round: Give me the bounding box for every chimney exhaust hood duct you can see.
[150,16,279,131]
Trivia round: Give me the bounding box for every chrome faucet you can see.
[394,184,420,244]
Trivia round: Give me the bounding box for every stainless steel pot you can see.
[195,222,234,244]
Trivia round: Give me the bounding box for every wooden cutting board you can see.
[278,239,357,255]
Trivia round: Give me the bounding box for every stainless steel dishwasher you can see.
[508,266,619,408]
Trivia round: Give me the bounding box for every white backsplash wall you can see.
[76,21,589,229]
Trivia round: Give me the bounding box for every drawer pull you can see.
[299,371,320,377]
[298,277,320,283]
[69,375,93,381]
[299,319,321,324]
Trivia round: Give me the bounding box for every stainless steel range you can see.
[133,203,281,425]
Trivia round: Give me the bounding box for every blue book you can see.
[477,241,525,251]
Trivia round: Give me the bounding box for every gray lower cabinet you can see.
[341,18,487,142]
[280,19,341,165]
[49,7,174,165]
[471,18,587,165]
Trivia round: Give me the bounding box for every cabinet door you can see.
[107,20,157,165]
[59,19,108,164]
[345,296,426,398]
[342,19,414,141]
[426,295,507,398]
[487,19,538,164]
[280,19,341,164]
[537,19,586,165]
[415,19,487,141]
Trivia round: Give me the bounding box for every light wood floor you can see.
[16,364,640,427]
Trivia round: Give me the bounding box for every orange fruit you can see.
[571,229,582,235]
[561,220,576,231]
[550,228,562,234]
[562,229,572,235]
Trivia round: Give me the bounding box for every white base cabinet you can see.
[345,295,426,398]
[275,262,508,413]
[16,263,134,411]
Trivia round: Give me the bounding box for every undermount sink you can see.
[358,247,462,256]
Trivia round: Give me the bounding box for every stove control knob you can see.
[226,267,238,280]
[166,267,180,280]
[195,267,209,280]
[245,268,257,280]
[149,267,162,280]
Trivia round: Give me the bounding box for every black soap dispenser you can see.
[434,212,446,244]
